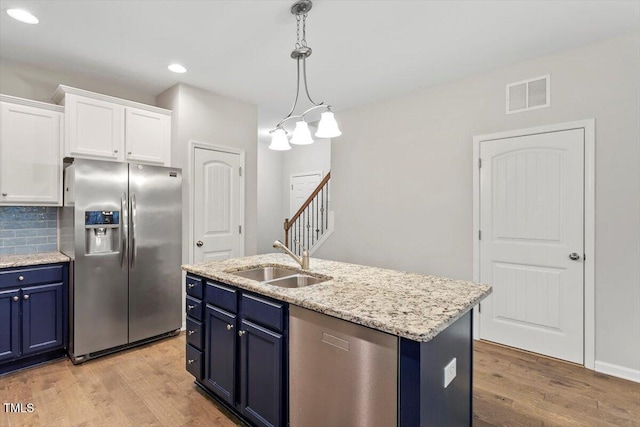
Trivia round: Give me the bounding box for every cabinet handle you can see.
[1,193,6,197]
[128,152,132,155]
[187,359,195,365]
[188,283,195,289]
[23,295,29,300]
[187,304,195,311]
[227,324,234,331]
[238,330,246,337]
[18,276,24,281]
[13,296,19,302]
[188,330,196,336]
[114,149,119,153]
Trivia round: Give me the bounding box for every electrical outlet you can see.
[443,357,457,388]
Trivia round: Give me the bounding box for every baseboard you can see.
[595,360,640,383]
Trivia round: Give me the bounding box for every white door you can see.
[290,172,322,216]
[0,101,62,206]
[479,129,584,364]
[194,148,243,263]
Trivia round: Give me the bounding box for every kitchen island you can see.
[182,254,491,427]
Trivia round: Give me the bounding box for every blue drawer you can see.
[241,293,284,333]
[0,265,64,290]
[186,275,203,299]
[186,317,204,350]
[186,295,203,320]
[186,344,203,379]
[206,282,237,313]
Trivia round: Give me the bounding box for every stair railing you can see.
[284,172,331,256]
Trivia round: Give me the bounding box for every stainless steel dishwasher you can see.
[289,306,398,427]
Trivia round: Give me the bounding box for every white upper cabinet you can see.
[65,94,124,160]
[0,95,64,206]
[53,86,172,166]
[125,107,170,164]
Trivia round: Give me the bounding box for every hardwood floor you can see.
[0,335,244,427]
[1,335,638,426]
[473,341,640,427]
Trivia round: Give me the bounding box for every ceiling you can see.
[1,0,639,134]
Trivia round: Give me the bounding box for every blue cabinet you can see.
[185,275,205,380]
[0,289,20,362]
[186,275,288,427]
[22,283,65,355]
[239,319,284,427]
[0,263,68,374]
[204,305,237,406]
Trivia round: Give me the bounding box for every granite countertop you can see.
[182,254,492,343]
[0,252,70,269]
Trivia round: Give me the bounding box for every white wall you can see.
[157,83,258,264]
[0,58,156,105]
[315,32,640,375]
[257,141,284,254]
[256,135,332,253]
[281,139,331,219]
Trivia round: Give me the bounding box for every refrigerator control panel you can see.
[85,211,120,228]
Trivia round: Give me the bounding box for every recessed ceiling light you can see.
[168,64,187,74]
[6,9,39,24]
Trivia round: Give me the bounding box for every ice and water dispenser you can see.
[85,211,120,254]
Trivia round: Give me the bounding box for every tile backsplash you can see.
[0,207,58,255]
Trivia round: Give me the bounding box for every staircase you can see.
[284,171,333,256]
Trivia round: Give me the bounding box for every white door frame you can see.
[472,119,595,370]
[188,140,245,264]
[290,170,323,216]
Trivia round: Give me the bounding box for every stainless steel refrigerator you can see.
[60,158,182,363]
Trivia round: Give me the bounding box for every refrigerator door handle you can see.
[130,193,137,270]
[121,193,128,270]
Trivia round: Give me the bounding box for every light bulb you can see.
[290,121,314,145]
[6,9,39,24]
[268,128,291,151]
[315,111,342,138]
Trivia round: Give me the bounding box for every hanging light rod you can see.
[269,0,342,151]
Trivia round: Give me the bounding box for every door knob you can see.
[13,296,18,302]
[196,241,204,247]
[238,330,246,337]
[23,295,29,300]
[227,324,234,331]
[569,253,581,261]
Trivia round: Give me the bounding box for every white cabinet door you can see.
[125,107,170,165]
[65,94,124,161]
[0,101,63,206]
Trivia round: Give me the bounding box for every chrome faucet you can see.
[273,240,309,270]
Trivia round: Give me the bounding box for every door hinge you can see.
[239,167,242,177]
[479,230,482,240]
[478,158,482,168]
[239,225,242,234]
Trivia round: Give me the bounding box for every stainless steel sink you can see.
[266,274,328,288]
[230,266,299,282]
[228,266,329,288]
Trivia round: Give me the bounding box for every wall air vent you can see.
[506,74,550,114]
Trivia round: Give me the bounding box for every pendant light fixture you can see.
[268,0,341,151]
